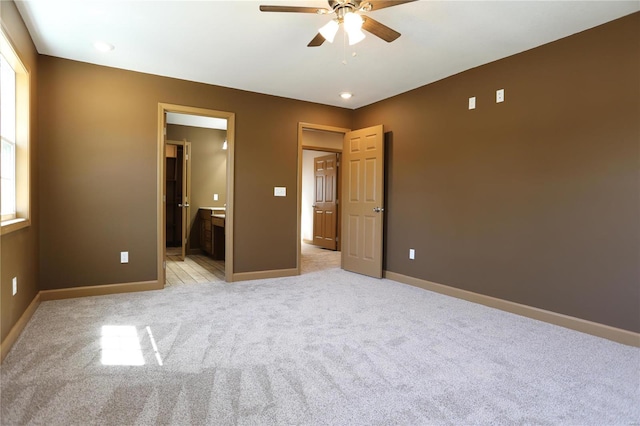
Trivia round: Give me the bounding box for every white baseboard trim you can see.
[384,271,640,347]
[1,292,41,363]
[232,268,299,282]
[40,280,162,301]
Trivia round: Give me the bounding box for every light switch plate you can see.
[213,193,219,201]
[274,187,286,197]
[468,97,476,110]
[409,249,415,260]
[496,89,504,103]
[121,251,129,264]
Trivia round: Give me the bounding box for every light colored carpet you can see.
[1,268,638,425]
[301,243,341,274]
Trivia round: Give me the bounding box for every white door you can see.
[341,125,384,278]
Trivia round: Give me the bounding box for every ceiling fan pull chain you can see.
[342,29,348,65]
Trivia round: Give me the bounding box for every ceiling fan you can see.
[259,0,416,47]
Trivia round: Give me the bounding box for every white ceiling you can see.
[166,112,228,130]
[15,1,639,109]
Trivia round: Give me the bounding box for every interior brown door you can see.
[312,153,338,250]
[341,125,384,278]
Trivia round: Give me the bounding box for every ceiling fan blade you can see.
[259,5,327,13]
[308,33,326,47]
[364,0,417,11]
[362,16,401,42]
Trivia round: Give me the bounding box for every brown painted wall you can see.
[37,56,352,289]
[0,1,39,342]
[167,124,227,250]
[4,4,637,342]
[353,13,640,332]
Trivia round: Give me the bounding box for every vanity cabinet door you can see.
[199,210,213,255]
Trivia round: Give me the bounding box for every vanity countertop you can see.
[199,207,225,217]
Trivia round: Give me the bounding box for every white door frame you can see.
[296,122,350,274]
[158,103,235,283]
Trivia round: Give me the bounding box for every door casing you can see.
[158,103,235,283]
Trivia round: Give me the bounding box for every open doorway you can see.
[302,150,339,249]
[164,114,227,285]
[297,123,350,274]
[158,104,235,285]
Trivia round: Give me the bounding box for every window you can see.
[0,29,29,233]
[1,52,17,220]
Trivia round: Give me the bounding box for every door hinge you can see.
[163,127,167,136]
[186,153,189,160]
[163,261,166,269]
[336,237,339,242]
[163,195,166,203]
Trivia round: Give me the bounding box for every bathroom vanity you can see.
[199,207,225,260]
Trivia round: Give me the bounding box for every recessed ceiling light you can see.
[94,41,115,52]
[340,92,353,100]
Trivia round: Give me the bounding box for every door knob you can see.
[373,207,384,213]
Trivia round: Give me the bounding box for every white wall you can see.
[301,150,315,242]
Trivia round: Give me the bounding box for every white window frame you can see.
[0,27,30,234]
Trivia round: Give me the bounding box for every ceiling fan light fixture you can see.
[343,11,363,33]
[343,12,365,45]
[319,19,339,43]
[347,28,366,45]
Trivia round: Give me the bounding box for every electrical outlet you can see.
[12,277,17,296]
[409,249,415,260]
[213,193,219,201]
[121,251,129,264]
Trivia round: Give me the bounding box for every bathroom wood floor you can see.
[165,243,340,286]
[165,248,225,285]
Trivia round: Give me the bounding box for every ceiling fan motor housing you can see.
[328,0,365,13]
